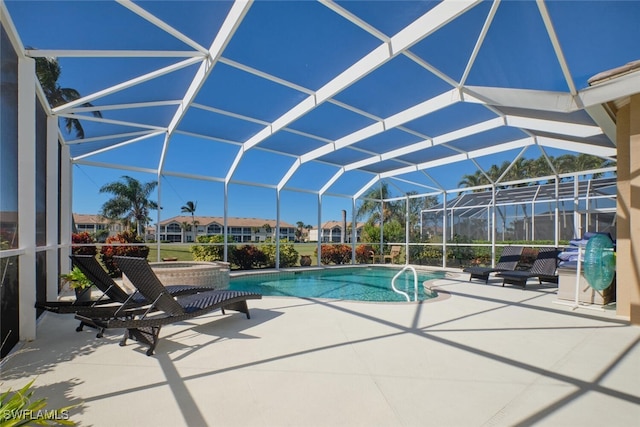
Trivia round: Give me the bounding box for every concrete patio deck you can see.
[2,272,639,426]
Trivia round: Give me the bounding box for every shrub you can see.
[262,240,299,268]
[418,245,444,266]
[230,245,267,270]
[71,232,96,255]
[447,234,474,266]
[100,230,149,277]
[314,244,351,265]
[190,235,232,262]
[355,244,373,263]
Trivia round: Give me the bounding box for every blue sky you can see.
[6,1,637,227]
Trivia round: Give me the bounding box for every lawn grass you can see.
[147,244,194,262]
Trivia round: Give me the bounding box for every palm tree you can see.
[34,55,102,139]
[181,201,198,240]
[295,221,305,242]
[503,158,533,184]
[99,176,158,237]
[457,170,488,193]
[357,182,396,224]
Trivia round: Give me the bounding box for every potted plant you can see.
[299,255,311,266]
[60,266,93,302]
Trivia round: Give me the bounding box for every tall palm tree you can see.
[181,201,198,240]
[295,221,305,242]
[503,158,533,184]
[99,176,158,237]
[357,182,395,224]
[34,55,102,139]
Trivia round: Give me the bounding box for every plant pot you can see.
[300,255,312,266]
[75,287,92,303]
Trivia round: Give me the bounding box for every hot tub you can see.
[141,261,229,289]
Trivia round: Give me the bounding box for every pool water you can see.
[228,267,444,302]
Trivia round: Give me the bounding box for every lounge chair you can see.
[76,256,262,356]
[36,255,212,333]
[462,246,524,283]
[496,247,560,289]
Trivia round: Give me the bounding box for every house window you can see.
[207,224,222,234]
[166,223,181,233]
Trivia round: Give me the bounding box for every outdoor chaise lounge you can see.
[496,247,560,289]
[75,256,262,356]
[462,246,524,283]
[36,255,213,333]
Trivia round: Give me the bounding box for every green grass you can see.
[147,244,194,262]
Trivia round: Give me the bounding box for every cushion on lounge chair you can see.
[463,246,524,283]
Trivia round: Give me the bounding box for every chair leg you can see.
[120,329,131,347]
[123,326,162,356]
[224,301,251,319]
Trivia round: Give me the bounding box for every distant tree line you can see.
[457,154,615,191]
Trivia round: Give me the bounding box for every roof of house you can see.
[314,221,366,230]
[158,215,296,229]
[73,213,112,224]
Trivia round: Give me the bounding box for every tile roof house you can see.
[153,216,297,243]
[73,213,125,241]
[309,220,365,243]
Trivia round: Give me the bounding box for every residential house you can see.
[309,220,364,243]
[73,213,125,241]
[153,216,297,243]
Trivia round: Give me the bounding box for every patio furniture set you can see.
[463,246,560,288]
[36,255,261,356]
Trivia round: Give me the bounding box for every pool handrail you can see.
[391,265,418,302]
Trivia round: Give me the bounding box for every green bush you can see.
[190,235,232,262]
[417,245,444,266]
[262,240,299,268]
[447,234,474,266]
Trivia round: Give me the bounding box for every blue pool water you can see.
[228,267,444,302]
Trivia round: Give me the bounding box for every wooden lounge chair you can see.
[463,246,524,283]
[36,255,213,333]
[76,256,262,356]
[496,247,560,289]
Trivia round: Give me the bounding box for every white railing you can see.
[391,265,418,302]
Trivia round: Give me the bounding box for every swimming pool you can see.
[228,267,445,302]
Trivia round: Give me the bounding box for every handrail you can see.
[391,265,418,302]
